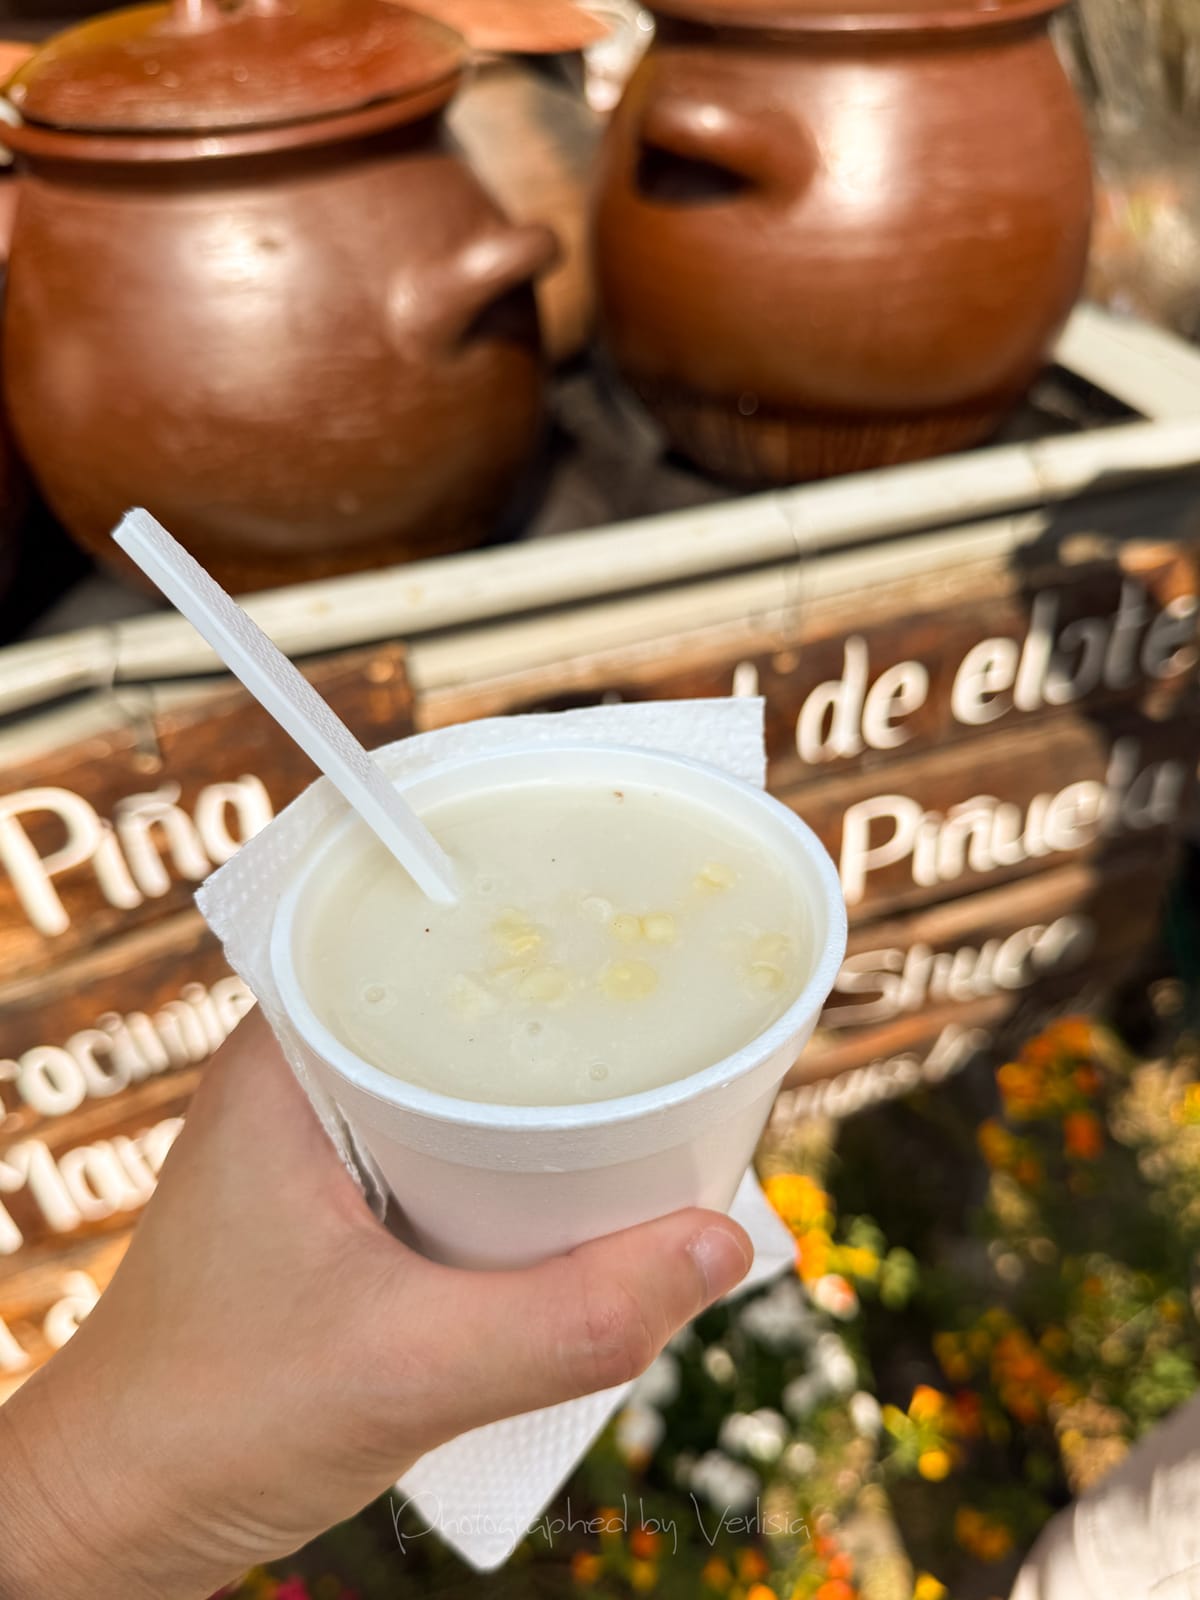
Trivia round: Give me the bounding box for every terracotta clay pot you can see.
[0,0,558,592]
[592,0,1094,484]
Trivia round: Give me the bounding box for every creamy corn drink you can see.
[298,781,810,1107]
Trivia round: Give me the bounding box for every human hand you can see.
[0,1009,752,1600]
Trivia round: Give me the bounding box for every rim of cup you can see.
[269,742,848,1134]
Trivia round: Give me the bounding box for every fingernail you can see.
[688,1225,753,1304]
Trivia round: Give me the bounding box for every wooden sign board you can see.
[4,399,1200,1375]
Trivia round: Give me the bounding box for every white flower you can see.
[689,1450,760,1514]
[849,1391,882,1439]
[782,1373,824,1419]
[615,1403,665,1464]
[811,1332,857,1395]
[702,1345,737,1386]
[809,1274,860,1320]
[633,1351,680,1409]
[718,1408,789,1463]
[783,1441,817,1476]
[737,1277,815,1349]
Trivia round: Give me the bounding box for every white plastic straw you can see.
[113,509,458,904]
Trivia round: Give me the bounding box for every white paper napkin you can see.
[197,698,795,1569]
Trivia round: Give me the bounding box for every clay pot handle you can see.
[426,223,560,347]
[639,94,811,193]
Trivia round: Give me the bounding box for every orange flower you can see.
[701,1556,732,1592]
[1046,1016,1096,1057]
[795,1229,831,1283]
[917,1449,953,1481]
[571,1551,603,1585]
[1073,1064,1102,1097]
[908,1385,948,1423]
[745,1586,777,1600]
[597,1507,624,1536]
[737,1548,770,1582]
[978,1119,1015,1168]
[630,1528,660,1560]
[827,1552,855,1580]
[997,1062,1045,1119]
[814,1581,857,1600]
[1014,1155,1042,1188]
[955,1507,1014,1562]
[951,1390,983,1438]
[1064,1110,1103,1161]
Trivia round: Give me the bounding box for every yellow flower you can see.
[917,1448,953,1481]
[933,1332,972,1384]
[630,1558,659,1591]
[571,1551,604,1586]
[765,1173,830,1232]
[978,1119,1015,1168]
[913,1574,948,1600]
[839,1245,880,1281]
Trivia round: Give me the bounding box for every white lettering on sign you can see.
[826,914,1093,1029]
[0,1116,184,1256]
[838,737,1185,905]
[771,1023,988,1125]
[0,776,273,937]
[0,1315,29,1374]
[0,1268,107,1376]
[0,976,255,1128]
[795,582,1198,765]
[42,1270,100,1352]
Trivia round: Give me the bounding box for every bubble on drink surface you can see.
[360,981,396,1011]
[588,1061,609,1083]
[582,895,614,922]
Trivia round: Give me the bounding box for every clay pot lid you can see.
[401,0,609,53]
[648,0,1066,32]
[4,0,468,135]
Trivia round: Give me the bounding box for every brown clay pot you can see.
[0,0,558,593]
[592,0,1094,485]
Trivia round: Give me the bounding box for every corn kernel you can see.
[695,861,736,891]
[450,974,498,1017]
[516,965,570,1003]
[599,960,659,1000]
[641,912,677,944]
[753,933,793,964]
[610,913,642,944]
[491,911,544,958]
[747,961,784,993]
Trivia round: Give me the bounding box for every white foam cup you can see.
[270,743,847,1269]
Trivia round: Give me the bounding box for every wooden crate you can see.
[2,303,1200,1387]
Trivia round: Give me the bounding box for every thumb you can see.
[400,1208,753,1444]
